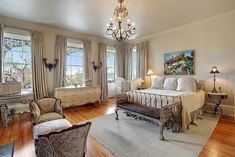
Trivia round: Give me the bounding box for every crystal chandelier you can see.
[106,0,136,42]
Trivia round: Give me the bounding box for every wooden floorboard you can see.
[0,99,234,157]
[199,116,235,157]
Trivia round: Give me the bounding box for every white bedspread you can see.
[127,89,205,130]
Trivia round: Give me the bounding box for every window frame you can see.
[107,46,116,83]
[65,40,84,86]
[2,30,32,89]
[131,45,137,80]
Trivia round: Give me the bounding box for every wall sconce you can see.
[92,62,102,72]
[43,58,58,71]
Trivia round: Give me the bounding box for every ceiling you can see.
[0,0,235,40]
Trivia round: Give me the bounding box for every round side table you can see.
[207,92,228,116]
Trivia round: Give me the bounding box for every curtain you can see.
[83,40,93,81]
[98,43,108,100]
[31,31,48,99]
[0,25,3,81]
[115,45,124,78]
[124,44,133,80]
[136,41,148,78]
[54,35,67,87]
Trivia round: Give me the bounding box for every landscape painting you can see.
[164,50,195,75]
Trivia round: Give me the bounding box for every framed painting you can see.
[164,50,195,75]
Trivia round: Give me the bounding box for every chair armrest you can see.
[54,99,64,117]
[29,102,41,124]
[116,94,129,104]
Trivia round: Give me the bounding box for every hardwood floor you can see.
[0,99,234,157]
[199,116,235,157]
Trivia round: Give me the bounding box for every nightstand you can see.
[207,92,228,116]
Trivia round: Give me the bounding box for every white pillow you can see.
[177,77,196,92]
[163,77,178,90]
[151,77,165,89]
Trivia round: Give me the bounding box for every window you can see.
[65,39,84,86]
[107,47,116,82]
[132,46,137,79]
[2,29,32,89]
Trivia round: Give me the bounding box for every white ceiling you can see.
[0,0,235,40]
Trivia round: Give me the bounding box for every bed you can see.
[126,78,205,131]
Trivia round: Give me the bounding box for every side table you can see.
[0,91,33,127]
[207,92,228,116]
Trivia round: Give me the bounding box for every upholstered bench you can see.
[33,119,72,139]
[115,94,179,140]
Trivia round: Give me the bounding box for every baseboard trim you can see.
[205,103,235,116]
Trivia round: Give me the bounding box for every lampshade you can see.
[210,66,220,74]
[147,69,154,76]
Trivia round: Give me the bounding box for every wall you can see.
[0,16,117,95]
[132,10,235,115]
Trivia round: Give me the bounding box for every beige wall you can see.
[0,16,117,95]
[132,11,235,113]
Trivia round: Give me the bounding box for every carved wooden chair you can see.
[29,97,64,125]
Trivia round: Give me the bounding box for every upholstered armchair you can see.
[30,97,64,125]
[35,122,92,157]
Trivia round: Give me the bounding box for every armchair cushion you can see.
[37,112,63,124]
[37,98,57,114]
[33,119,72,139]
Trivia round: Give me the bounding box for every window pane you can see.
[132,47,137,79]
[107,48,115,82]
[65,45,84,86]
[2,35,32,89]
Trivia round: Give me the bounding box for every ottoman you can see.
[33,119,72,139]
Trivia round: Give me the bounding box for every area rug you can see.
[0,142,14,157]
[88,112,218,157]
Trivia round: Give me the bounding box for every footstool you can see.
[33,119,72,139]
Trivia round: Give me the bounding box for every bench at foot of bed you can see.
[115,95,179,141]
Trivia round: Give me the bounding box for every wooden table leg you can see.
[0,104,9,128]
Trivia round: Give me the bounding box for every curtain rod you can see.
[2,24,32,33]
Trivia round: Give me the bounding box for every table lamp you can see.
[210,66,220,93]
[147,69,154,86]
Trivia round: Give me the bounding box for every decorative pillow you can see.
[151,77,165,89]
[163,77,178,90]
[177,77,197,92]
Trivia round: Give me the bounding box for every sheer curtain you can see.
[115,45,124,78]
[83,40,93,81]
[54,35,67,88]
[136,41,148,78]
[31,31,48,99]
[0,25,3,81]
[98,43,108,100]
[124,44,133,80]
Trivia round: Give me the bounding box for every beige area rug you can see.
[89,112,218,157]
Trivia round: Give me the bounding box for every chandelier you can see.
[106,0,136,42]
